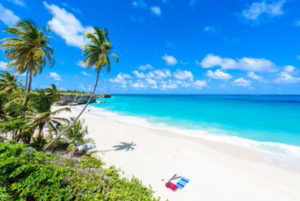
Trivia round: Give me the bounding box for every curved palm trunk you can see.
[23,69,32,106]
[44,70,100,151]
[24,71,29,91]
[27,70,33,93]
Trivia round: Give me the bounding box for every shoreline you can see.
[83,105,300,168]
[53,106,300,201]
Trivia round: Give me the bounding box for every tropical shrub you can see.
[64,117,88,144]
[0,142,160,201]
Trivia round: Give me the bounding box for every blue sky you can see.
[0,0,300,94]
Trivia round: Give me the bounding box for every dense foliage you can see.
[0,142,160,201]
[0,73,71,147]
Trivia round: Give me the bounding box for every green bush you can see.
[63,117,88,144]
[0,142,161,201]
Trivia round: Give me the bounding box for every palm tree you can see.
[64,117,88,144]
[44,27,119,150]
[45,84,61,103]
[0,72,25,120]
[0,20,55,93]
[0,71,19,94]
[29,89,70,140]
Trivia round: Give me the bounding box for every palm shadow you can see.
[101,141,136,153]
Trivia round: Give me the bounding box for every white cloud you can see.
[276,72,300,83]
[239,57,275,72]
[109,70,208,90]
[43,2,93,48]
[132,0,147,8]
[138,64,154,71]
[206,69,232,80]
[146,78,157,88]
[0,3,20,26]
[132,70,146,78]
[242,0,286,21]
[173,70,193,81]
[62,3,81,14]
[234,78,251,87]
[153,69,172,79]
[132,69,172,80]
[198,54,275,72]
[248,72,263,80]
[193,80,207,89]
[160,80,178,90]
[6,0,26,7]
[275,66,300,83]
[49,72,62,81]
[109,73,132,88]
[0,61,8,70]
[131,81,145,88]
[162,55,178,66]
[150,6,161,16]
[81,71,90,76]
[284,65,295,72]
[199,54,225,68]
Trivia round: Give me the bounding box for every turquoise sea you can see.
[90,95,300,164]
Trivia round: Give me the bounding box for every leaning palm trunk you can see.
[24,71,28,91]
[43,70,100,151]
[23,69,32,106]
[27,70,33,93]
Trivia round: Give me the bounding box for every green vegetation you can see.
[0,73,71,147]
[58,90,90,95]
[0,142,159,201]
[0,20,160,201]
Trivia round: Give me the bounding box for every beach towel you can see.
[176,177,189,189]
[166,181,178,191]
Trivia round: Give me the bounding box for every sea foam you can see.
[78,105,300,167]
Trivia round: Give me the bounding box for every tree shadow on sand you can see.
[100,142,137,153]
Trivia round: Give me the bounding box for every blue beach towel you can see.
[176,177,189,189]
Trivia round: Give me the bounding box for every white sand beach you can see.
[53,106,300,201]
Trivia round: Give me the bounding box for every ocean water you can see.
[90,95,300,165]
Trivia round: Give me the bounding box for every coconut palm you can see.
[64,117,88,144]
[0,71,19,94]
[44,27,119,150]
[0,72,25,120]
[29,89,70,140]
[45,84,61,103]
[0,20,55,93]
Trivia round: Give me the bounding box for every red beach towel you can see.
[166,182,178,191]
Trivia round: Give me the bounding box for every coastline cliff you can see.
[57,94,111,105]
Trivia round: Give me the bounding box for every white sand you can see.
[53,106,300,201]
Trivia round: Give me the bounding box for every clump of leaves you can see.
[0,119,28,133]
[0,142,160,201]
[0,186,13,201]
[64,117,88,144]
[80,156,103,168]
